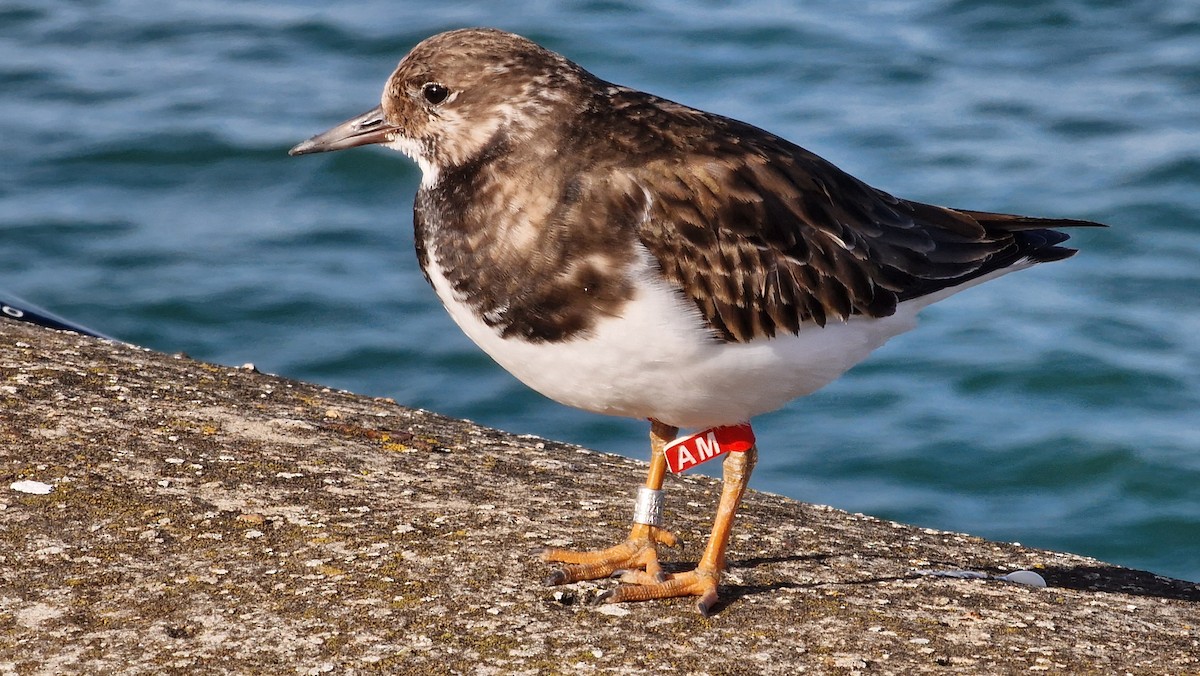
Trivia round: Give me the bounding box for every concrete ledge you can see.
[1,318,1197,674]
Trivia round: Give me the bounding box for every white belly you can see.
[421,245,936,429]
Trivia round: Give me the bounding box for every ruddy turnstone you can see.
[290,28,1104,615]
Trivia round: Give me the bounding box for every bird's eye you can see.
[422,82,450,105]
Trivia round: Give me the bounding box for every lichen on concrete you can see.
[1,319,1197,674]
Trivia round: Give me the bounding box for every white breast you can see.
[420,242,953,429]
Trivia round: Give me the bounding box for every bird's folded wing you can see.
[627,134,1096,342]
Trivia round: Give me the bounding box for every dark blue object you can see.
[1,292,112,340]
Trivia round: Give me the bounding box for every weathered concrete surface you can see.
[0,318,1197,675]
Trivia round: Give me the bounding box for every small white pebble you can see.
[11,480,54,495]
[594,605,630,617]
[999,570,1048,588]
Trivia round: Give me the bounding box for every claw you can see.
[696,586,720,617]
[544,569,568,586]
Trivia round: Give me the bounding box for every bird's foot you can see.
[598,566,722,617]
[542,525,722,614]
[541,523,678,585]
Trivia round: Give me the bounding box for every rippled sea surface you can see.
[3,1,1198,581]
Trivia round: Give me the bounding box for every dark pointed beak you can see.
[289,105,397,156]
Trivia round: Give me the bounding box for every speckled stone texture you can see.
[1,319,1197,674]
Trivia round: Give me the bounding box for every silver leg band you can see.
[632,486,664,527]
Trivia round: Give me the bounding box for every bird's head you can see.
[289,28,591,185]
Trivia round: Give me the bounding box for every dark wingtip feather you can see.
[958,211,1110,232]
[1012,226,1088,263]
[1027,245,1078,264]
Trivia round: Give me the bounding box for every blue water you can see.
[3,1,1198,582]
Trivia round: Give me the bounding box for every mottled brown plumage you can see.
[295,28,1100,344]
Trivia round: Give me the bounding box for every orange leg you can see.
[542,420,680,584]
[600,442,757,616]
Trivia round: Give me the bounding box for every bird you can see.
[290,27,1104,615]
